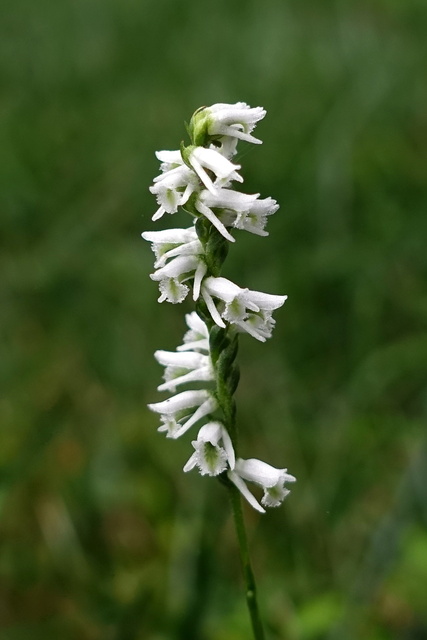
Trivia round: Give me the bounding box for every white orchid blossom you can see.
[154,349,214,393]
[188,146,243,194]
[198,188,279,237]
[148,389,217,439]
[205,102,266,145]
[201,276,287,340]
[141,227,202,268]
[177,312,210,353]
[142,227,207,301]
[228,458,296,513]
[148,255,194,304]
[150,163,198,221]
[184,422,235,476]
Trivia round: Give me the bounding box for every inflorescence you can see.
[143,102,295,513]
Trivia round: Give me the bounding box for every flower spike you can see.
[144,103,295,519]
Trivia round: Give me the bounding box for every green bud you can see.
[180,142,196,169]
[188,106,211,147]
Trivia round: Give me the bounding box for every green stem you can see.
[228,481,266,640]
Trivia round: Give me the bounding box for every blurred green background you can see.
[1,0,427,638]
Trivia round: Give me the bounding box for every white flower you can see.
[177,312,210,353]
[234,309,278,342]
[154,349,214,393]
[155,149,183,173]
[148,389,217,439]
[141,227,201,269]
[188,146,243,195]
[150,165,197,222]
[199,188,279,237]
[210,136,238,160]
[206,102,266,145]
[150,150,200,221]
[228,458,296,513]
[201,276,287,341]
[184,422,235,476]
[149,251,208,304]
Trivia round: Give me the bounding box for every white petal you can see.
[201,188,259,210]
[201,288,226,328]
[193,261,208,301]
[171,396,218,439]
[157,278,189,304]
[183,452,198,472]
[188,155,217,194]
[152,206,166,221]
[220,426,235,470]
[195,201,235,243]
[155,149,183,165]
[228,471,265,514]
[212,123,263,144]
[204,276,242,303]
[185,312,209,337]
[157,366,213,392]
[196,421,223,445]
[191,147,242,182]
[141,228,197,245]
[154,350,207,368]
[150,255,199,281]
[147,389,210,415]
[234,458,285,488]
[243,291,287,312]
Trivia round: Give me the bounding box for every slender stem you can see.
[227,481,266,640]
[210,322,266,639]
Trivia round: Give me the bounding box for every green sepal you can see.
[188,106,211,147]
[180,142,196,169]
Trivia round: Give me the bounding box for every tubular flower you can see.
[177,312,210,353]
[149,254,207,304]
[141,227,201,269]
[154,349,214,393]
[142,227,207,302]
[150,161,198,221]
[184,422,235,476]
[148,389,218,439]
[198,188,279,237]
[186,146,243,194]
[228,458,296,513]
[201,276,287,340]
[190,102,266,145]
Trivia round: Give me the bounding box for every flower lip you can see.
[183,421,235,476]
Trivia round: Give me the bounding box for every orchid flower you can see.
[228,458,296,513]
[148,389,217,439]
[184,422,235,476]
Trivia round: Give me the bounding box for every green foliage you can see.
[1,0,426,638]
